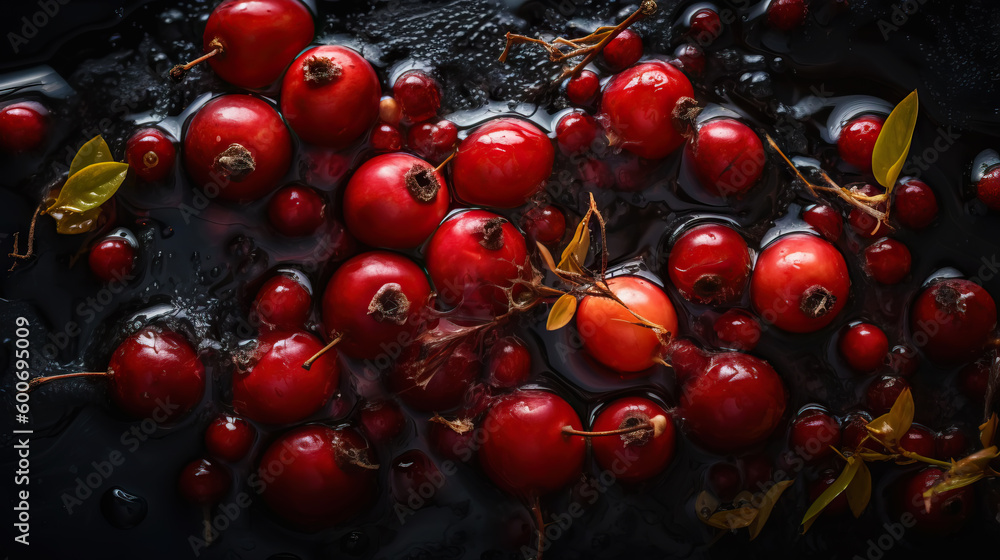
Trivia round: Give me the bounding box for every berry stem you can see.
[434,151,456,173]
[28,371,109,390]
[301,334,343,370]
[169,39,224,82]
[8,202,42,271]
[562,414,667,438]
[532,495,545,560]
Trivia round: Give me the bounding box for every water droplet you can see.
[340,530,369,556]
[100,487,147,529]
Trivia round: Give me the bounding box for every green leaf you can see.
[546,293,577,330]
[845,460,871,518]
[69,135,114,178]
[46,162,129,214]
[872,90,919,193]
[748,480,794,540]
[801,456,860,533]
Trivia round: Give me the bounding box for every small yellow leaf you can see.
[872,90,919,193]
[558,218,590,272]
[845,461,871,518]
[69,135,114,178]
[47,162,129,214]
[703,507,757,530]
[546,293,577,330]
[867,388,914,448]
[536,241,557,272]
[949,446,999,477]
[695,490,720,520]
[51,207,103,235]
[801,456,860,532]
[980,414,998,449]
[748,480,793,540]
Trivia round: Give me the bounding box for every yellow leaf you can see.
[871,90,918,193]
[546,293,577,330]
[50,207,103,235]
[866,388,914,448]
[69,135,114,178]
[536,241,557,272]
[558,217,590,273]
[695,490,720,520]
[748,480,793,540]
[703,507,757,530]
[845,460,871,518]
[46,162,129,214]
[949,446,999,477]
[923,472,984,512]
[801,456,860,532]
[981,414,998,449]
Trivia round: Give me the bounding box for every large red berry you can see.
[600,61,694,159]
[837,115,884,172]
[232,330,339,424]
[588,397,675,483]
[602,29,642,72]
[750,233,850,333]
[125,128,176,183]
[258,426,377,530]
[342,153,449,249]
[392,70,441,123]
[267,184,326,236]
[280,45,380,148]
[576,276,679,374]
[0,101,49,152]
[253,272,312,332]
[910,278,997,364]
[893,178,938,229]
[451,118,554,208]
[898,468,973,536]
[322,251,432,360]
[864,238,911,285]
[199,0,314,89]
[839,322,889,373]
[668,223,752,305]
[478,390,585,497]
[184,94,292,202]
[425,210,531,317]
[205,415,256,462]
[687,119,765,198]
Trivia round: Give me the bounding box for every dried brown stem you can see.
[8,202,42,271]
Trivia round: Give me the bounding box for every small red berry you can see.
[0,101,50,152]
[178,458,231,505]
[204,415,256,462]
[706,462,741,502]
[578,158,614,189]
[126,128,176,182]
[866,376,909,414]
[392,70,441,123]
[802,204,842,242]
[766,0,809,31]
[687,119,766,198]
[267,184,326,236]
[976,166,1000,211]
[837,115,884,172]
[428,416,476,462]
[841,411,873,451]
[390,449,443,506]
[935,426,969,461]
[713,309,762,351]
[958,361,989,403]
[566,70,600,105]
[521,205,566,246]
[555,110,599,156]
[888,344,920,378]
[863,237,911,285]
[600,61,694,159]
[407,119,458,163]
[602,29,642,72]
[487,336,532,389]
[899,424,936,458]
[586,397,675,483]
[839,322,889,373]
[893,178,938,229]
[389,336,479,412]
[668,223,752,305]
[910,278,997,364]
[370,122,403,153]
[848,184,888,238]
[790,408,841,462]
[253,272,311,332]
[359,399,407,444]
[690,9,723,45]
[671,44,705,76]
[88,233,137,282]
[899,468,973,536]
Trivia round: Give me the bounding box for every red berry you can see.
[671,44,705,76]
[342,153,449,249]
[425,210,531,317]
[810,470,849,516]
[789,407,841,462]
[893,177,938,229]
[392,70,441,123]
[390,449,443,507]
[389,335,479,412]
[690,8,722,44]
[267,184,326,236]
[976,166,1000,211]
[108,327,206,421]
[487,336,532,389]
[910,278,997,364]
[280,45,380,148]
[600,61,694,159]
[899,468,973,536]
[668,223,752,305]
[407,119,458,163]
[379,97,402,125]
[888,344,920,378]
[126,128,176,182]
[847,184,889,238]
[678,350,787,452]
[750,233,851,333]
[837,115,884,172]
[204,415,256,462]
[587,397,675,483]
[258,426,377,530]
[687,119,766,198]
[577,276,679,374]
[478,390,585,497]
[863,237,911,285]
[766,0,809,31]
[866,376,909,414]
[802,204,842,242]
[566,70,600,105]
[322,251,432,360]
[935,426,969,461]
[899,424,936,458]
[253,272,312,332]
[0,101,49,152]
[555,110,599,156]
[198,0,313,89]
[602,29,642,72]
[184,94,292,202]
[713,309,762,351]
[428,416,476,462]
[707,462,742,502]
[359,399,406,444]
[371,122,403,153]
[88,234,136,282]
[178,458,231,505]
[451,118,554,208]
[841,411,873,451]
[521,205,566,246]
[958,361,989,403]
[839,322,889,373]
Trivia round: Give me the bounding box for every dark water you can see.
[2,0,1000,559]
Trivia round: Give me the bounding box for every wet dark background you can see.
[2,0,1000,559]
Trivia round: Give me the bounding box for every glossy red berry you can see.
[389,335,479,412]
[899,468,973,536]
[258,426,377,530]
[178,458,231,505]
[899,424,936,458]
[0,101,49,152]
[232,330,340,424]
[976,166,1000,211]
[425,210,531,317]
[866,376,909,414]
[390,449,444,506]
[428,416,476,462]
[478,390,585,497]
[577,276,679,374]
[566,70,600,105]
[910,278,997,364]
[600,61,694,159]
[837,115,884,172]
[687,119,766,198]
[841,411,873,451]
[184,94,292,202]
[322,251,432,360]
[602,29,642,72]
[358,399,407,444]
[893,178,938,229]
[690,8,722,44]
[89,234,137,282]
[863,238,911,285]
[392,70,441,123]
[267,184,326,236]
[671,44,705,76]
[451,118,554,208]
[839,322,889,373]
[407,119,458,163]
[750,233,851,333]
[713,309,762,351]
[487,336,532,389]
[280,45,380,148]
[888,344,920,378]
[587,397,675,483]
[789,407,841,462]
[204,415,256,462]
[371,122,403,153]
[521,205,566,246]
[253,272,311,331]
[125,128,176,182]
[848,184,889,238]
[343,153,449,249]
[668,223,752,305]
[555,110,599,156]
[766,0,809,31]
[935,426,969,461]
[802,204,842,242]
